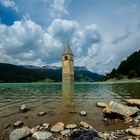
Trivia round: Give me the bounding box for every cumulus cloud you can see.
[48,18,79,42]
[51,0,68,15]
[0,19,63,65]
[0,17,139,74]
[0,0,18,11]
[41,0,68,18]
[0,18,103,68]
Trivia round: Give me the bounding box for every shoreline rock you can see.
[96,102,107,108]
[125,99,140,108]
[51,122,64,132]
[66,124,77,129]
[32,131,53,140]
[14,121,23,127]
[38,112,46,116]
[10,127,30,140]
[7,100,140,140]
[80,111,87,116]
[80,121,90,128]
[20,104,30,113]
[103,101,139,119]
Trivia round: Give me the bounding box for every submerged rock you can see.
[9,127,30,140]
[96,102,107,108]
[103,101,139,118]
[14,121,23,127]
[38,112,46,116]
[80,111,87,116]
[66,124,77,129]
[20,104,30,112]
[80,121,90,128]
[32,131,53,140]
[51,122,64,132]
[125,99,140,108]
[70,129,102,140]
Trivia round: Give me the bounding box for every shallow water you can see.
[0,82,140,137]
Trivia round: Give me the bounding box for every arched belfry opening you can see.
[62,43,74,83]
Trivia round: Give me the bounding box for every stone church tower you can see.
[62,43,74,83]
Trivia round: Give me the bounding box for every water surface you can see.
[0,82,140,135]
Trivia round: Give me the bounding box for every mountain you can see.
[0,63,104,83]
[105,49,140,80]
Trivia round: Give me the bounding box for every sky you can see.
[0,0,140,74]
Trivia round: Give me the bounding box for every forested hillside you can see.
[0,63,104,83]
[105,50,140,80]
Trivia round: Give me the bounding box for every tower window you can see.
[65,56,68,60]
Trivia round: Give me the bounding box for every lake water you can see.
[0,82,140,137]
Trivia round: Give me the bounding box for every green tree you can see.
[128,69,137,79]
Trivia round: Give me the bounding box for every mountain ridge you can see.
[0,63,104,83]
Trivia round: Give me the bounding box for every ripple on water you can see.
[0,82,140,130]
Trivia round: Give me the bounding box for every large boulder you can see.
[103,101,139,118]
[70,129,102,140]
[9,127,30,140]
[125,99,140,108]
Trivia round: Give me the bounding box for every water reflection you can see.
[62,83,75,112]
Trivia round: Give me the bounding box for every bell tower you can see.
[62,43,74,83]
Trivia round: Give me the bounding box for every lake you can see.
[0,82,140,138]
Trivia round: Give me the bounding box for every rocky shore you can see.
[1,99,140,140]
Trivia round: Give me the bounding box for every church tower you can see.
[62,43,74,83]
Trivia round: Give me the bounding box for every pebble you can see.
[89,125,95,130]
[30,127,38,134]
[9,127,30,140]
[20,104,30,112]
[14,121,23,127]
[66,124,77,129]
[43,123,50,129]
[102,132,111,140]
[35,125,41,130]
[60,129,70,136]
[80,121,90,128]
[32,131,53,140]
[39,126,44,130]
[98,132,103,138]
[51,122,64,132]
[38,112,46,116]
[96,102,107,108]
[80,111,87,116]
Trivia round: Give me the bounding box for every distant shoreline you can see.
[105,78,140,83]
[0,80,140,84]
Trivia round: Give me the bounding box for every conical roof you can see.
[63,43,73,55]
